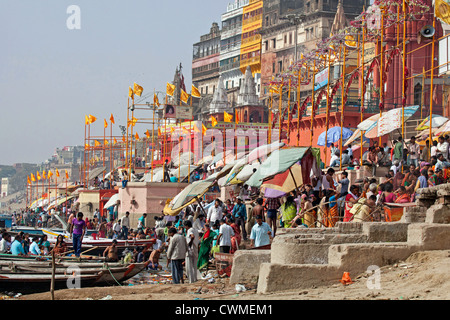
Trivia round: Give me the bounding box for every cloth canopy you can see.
[88,166,107,181]
[261,163,303,198]
[246,147,311,188]
[416,115,448,131]
[317,127,354,147]
[365,106,419,139]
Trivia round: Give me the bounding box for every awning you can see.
[104,194,119,209]
[246,147,311,188]
[261,163,303,198]
[88,166,107,181]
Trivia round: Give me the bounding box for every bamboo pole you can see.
[429,16,436,160]
[379,8,385,147]
[401,0,407,173]
[287,78,291,145]
[324,52,332,166]
[297,69,301,147]
[278,85,283,142]
[360,17,366,167]
[310,59,316,147]
[339,45,347,172]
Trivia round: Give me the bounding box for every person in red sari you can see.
[395,186,411,203]
[343,185,361,222]
[227,215,241,254]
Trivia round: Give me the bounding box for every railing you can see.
[220,61,241,72]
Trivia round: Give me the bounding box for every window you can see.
[289,33,292,45]
[278,61,283,72]
[272,38,276,49]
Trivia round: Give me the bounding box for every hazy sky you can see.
[0,0,226,165]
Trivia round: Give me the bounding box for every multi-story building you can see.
[260,0,369,101]
[1,178,9,198]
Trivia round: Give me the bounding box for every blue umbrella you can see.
[317,126,354,147]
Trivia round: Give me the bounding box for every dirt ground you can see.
[18,250,450,301]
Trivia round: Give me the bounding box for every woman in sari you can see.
[323,190,339,227]
[343,185,360,222]
[228,216,241,254]
[280,196,298,228]
[301,195,316,228]
[197,224,215,270]
[395,186,411,204]
[51,234,67,256]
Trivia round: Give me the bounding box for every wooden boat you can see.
[0,272,102,293]
[94,261,150,286]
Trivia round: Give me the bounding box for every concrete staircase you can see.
[229,184,450,294]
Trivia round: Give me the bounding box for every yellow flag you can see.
[154,94,160,106]
[269,86,281,95]
[182,127,190,135]
[89,115,97,124]
[110,114,115,124]
[344,33,357,48]
[158,128,162,136]
[85,115,90,125]
[435,0,450,25]
[191,85,201,98]
[167,82,176,97]
[211,116,218,128]
[48,171,53,179]
[180,89,190,104]
[202,124,207,135]
[193,123,201,134]
[129,87,134,99]
[95,140,101,147]
[224,112,233,123]
[85,143,90,149]
[104,139,109,146]
[36,171,41,181]
[31,173,36,182]
[42,170,46,180]
[104,119,108,129]
[55,169,60,178]
[170,127,175,133]
[134,83,144,97]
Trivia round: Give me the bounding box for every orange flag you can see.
[211,116,218,127]
[48,170,53,179]
[224,112,233,123]
[55,169,60,178]
[65,170,69,180]
[30,173,36,182]
[36,171,41,181]
[158,128,162,136]
[114,137,118,145]
[202,124,207,136]
[27,176,31,185]
[135,132,140,140]
[191,85,201,98]
[134,83,144,97]
[145,130,150,139]
[104,119,108,129]
[94,140,101,147]
[122,135,126,143]
[110,114,115,124]
[85,115,90,125]
[235,112,240,125]
[42,170,47,180]
[88,115,97,124]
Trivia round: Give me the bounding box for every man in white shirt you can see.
[407,136,421,167]
[0,233,11,253]
[113,219,122,239]
[217,218,234,254]
[183,220,199,283]
[207,199,223,225]
[121,212,130,239]
[437,136,449,160]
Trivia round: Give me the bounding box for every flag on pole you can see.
[235,112,240,125]
[114,137,118,145]
[56,169,60,178]
[211,116,218,127]
[36,171,41,181]
[48,170,53,179]
[89,115,97,124]
[104,139,109,146]
[31,173,36,182]
[85,143,90,149]
[122,135,126,143]
[135,132,140,140]
[154,94,160,106]
[129,87,134,99]
[167,83,176,97]
[191,85,201,98]
[435,0,450,25]
[134,83,144,97]
[95,140,101,147]
[158,128,162,136]
[180,89,190,104]
[27,176,31,185]
[104,119,108,129]
[110,114,115,124]
[145,130,150,139]
[65,170,69,180]
[182,127,190,135]
[42,170,47,180]
[85,115,90,125]
[170,127,175,133]
[202,124,207,135]
[224,112,233,123]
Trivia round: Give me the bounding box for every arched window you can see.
[414,83,422,106]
